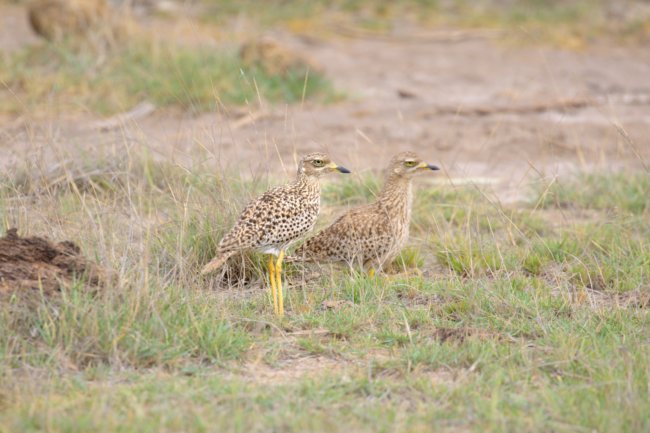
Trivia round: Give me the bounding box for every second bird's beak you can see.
[328,162,351,173]
[418,162,440,171]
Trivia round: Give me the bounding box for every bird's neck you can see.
[378,174,413,220]
[295,172,321,195]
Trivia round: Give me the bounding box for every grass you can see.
[1,146,649,432]
[200,0,650,46]
[535,172,650,215]
[0,35,335,116]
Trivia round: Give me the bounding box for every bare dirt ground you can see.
[1,3,649,202]
[0,228,104,297]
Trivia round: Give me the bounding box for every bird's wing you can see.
[296,203,386,259]
[217,186,284,252]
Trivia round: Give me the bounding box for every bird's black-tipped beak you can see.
[336,166,351,174]
[427,164,440,171]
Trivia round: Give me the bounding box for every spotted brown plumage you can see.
[201,152,350,316]
[293,152,439,272]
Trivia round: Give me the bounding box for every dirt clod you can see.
[28,0,110,40]
[0,228,105,298]
[239,36,323,76]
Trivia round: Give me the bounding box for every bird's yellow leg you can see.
[268,255,278,316]
[276,250,285,317]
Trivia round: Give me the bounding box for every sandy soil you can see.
[1,3,649,202]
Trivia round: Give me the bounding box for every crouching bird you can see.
[292,151,439,274]
[201,152,350,316]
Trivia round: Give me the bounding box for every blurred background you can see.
[1,0,649,199]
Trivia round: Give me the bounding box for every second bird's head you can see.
[299,152,351,177]
[388,151,440,178]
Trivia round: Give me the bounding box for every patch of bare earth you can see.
[240,353,353,385]
[536,208,607,228]
[0,228,106,299]
[0,3,40,53]
[231,323,477,385]
[560,284,650,311]
[582,287,650,310]
[237,347,463,388]
[539,263,650,310]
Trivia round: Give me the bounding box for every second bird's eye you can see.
[404,161,417,167]
[312,160,325,167]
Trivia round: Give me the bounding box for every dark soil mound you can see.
[0,228,105,297]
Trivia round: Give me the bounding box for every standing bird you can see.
[201,152,350,316]
[293,151,439,274]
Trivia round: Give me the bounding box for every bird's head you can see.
[298,152,351,178]
[387,151,440,178]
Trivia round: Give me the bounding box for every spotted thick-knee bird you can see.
[292,151,439,273]
[201,152,350,316]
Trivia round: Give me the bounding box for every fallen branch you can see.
[89,101,156,131]
[417,93,650,118]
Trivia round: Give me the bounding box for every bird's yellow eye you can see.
[312,159,325,167]
[404,160,417,167]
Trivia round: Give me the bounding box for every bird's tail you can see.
[201,251,235,275]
